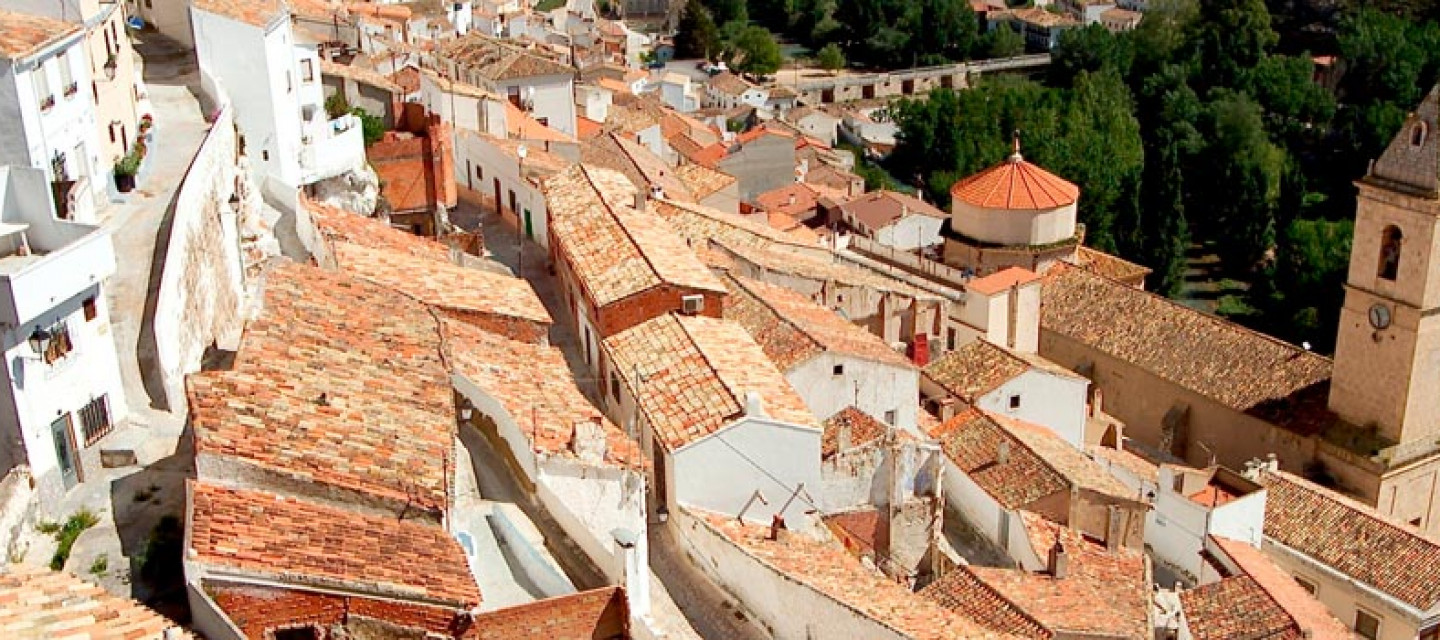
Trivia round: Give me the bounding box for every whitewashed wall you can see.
[977,369,1088,448]
[673,417,822,529]
[786,353,919,435]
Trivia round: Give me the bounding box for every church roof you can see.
[1367,85,1440,198]
[951,149,1079,211]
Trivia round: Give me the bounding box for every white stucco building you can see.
[704,72,767,110]
[0,166,126,509]
[436,33,578,137]
[722,272,922,435]
[191,0,364,203]
[922,337,1089,448]
[0,9,106,217]
[943,145,1083,276]
[604,313,823,529]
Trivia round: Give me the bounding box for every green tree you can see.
[1196,91,1283,271]
[704,0,747,26]
[817,42,846,74]
[985,25,1025,58]
[1241,54,1335,143]
[732,26,784,75]
[1049,24,1134,87]
[1188,0,1277,90]
[906,0,979,64]
[675,0,722,59]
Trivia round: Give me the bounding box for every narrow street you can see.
[463,201,770,640]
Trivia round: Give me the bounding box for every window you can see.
[1410,517,1423,527]
[1379,225,1403,281]
[83,297,97,321]
[1413,122,1428,147]
[262,150,270,161]
[79,395,112,445]
[33,64,52,110]
[1009,394,1021,409]
[1420,625,1440,640]
[300,58,314,83]
[947,328,957,351]
[1293,575,1316,595]
[884,410,897,425]
[832,364,844,376]
[611,374,621,401]
[108,123,118,143]
[476,164,483,180]
[273,627,320,640]
[58,52,75,97]
[1354,609,1380,640]
[42,322,74,364]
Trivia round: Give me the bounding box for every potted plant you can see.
[103,53,117,80]
[114,152,140,193]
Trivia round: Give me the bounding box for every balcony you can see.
[63,82,78,98]
[39,95,55,112]
[299,113,365,184]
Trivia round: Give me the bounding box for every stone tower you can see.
[1329,85,1440,449]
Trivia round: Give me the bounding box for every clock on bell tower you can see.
[1329,86,1440,448]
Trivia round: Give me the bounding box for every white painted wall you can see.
[536,458,647,584]
[454,129,553,248]
[133,0,194,47]
[1260,540,1436,640]
[939,457,1046,570]
[0,33,102,202]
[671,508,914,640]
[673,416,822,529]
[495,73,577,137]
[976,368,1088,449]
[786,352,919,436]
[875,214,944,252]
[951,200,1077,246]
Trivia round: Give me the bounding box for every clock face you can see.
[1370,303,1392,330]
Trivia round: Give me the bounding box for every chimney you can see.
[1265,453,1279,473]
[632,189,645,212]
[837,422,852,453]
[744,391,768,418]
[1048,539,1069,579]
[768,512,786,541]
[650,184,664,200]
[788,192,797,206]
[996,440,1010,465]
[570,415,608,463]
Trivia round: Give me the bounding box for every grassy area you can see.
[534,0,565,10]
[36,509,100,571]
[89,553,109,576]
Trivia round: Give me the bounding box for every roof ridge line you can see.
[1265,469,1440,551]
[947,563,1056,638]
[981,410,1074,492]
[727,273,825,359]
[672,314,751,425]
[1209,539,1312,637]
[579,164,667,293]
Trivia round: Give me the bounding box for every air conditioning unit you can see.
[681,294,704,315]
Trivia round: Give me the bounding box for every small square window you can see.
[884,410,897,425]
[300,58,314,83]
[832,364,844,376]
[1410,517,1423,527]
[1008,395,1021,409]
[83,297,97,321]
[1420,625,1439,640]
[1354,609,1380,640]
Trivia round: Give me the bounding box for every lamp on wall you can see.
[27,327,51,355]
[459,398,474,421]
[228,193,241,215]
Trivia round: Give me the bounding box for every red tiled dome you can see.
[950,152,1080,211]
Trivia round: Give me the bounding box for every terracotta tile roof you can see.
[577,115,604,139]
[470,587,629,640]
[1041,264,1332,412]
[605,314,818,451]
[823,508,880,553]
[708,71,756,97]
[0,565,190,639]
[694,510,1013,639]
[606,102,661,136]
[320,59,402,92]
[581,132,697,202]
[189,482,481,607]
[674,137,728,169]
[0,9,80,59]
[188,263,454,514]
[1207,536,1353,640]
[723,272,914,370]
[1180,576,1301,640]
[596,77,632,95]
[191,0,283,28]
[506,101,577,143]
[543,165,726,308]
[445,321,642,468]
[660,108,719,146]
[928,407,1068,510]
[392,66,422,94]
[1256,468,1440,610]
[305,198,451,260]
[754,182,822,218]
[421,68,501,100]
[373,152,436,213]
[968,266,1042,296]
[996,413,1137,502]
[717,239,939,300]
[822,406,908,459]
[649,197,818,253]
[951,152,1079,211]
[1087,441,1161,485]
[924,340,1032,403]
[437,33,572,81]
[918,565,1053,639]
[673,162,736,201]
[1075,246,1151,285]
[838,190,947,230]
[333,242,550,325]
[967,512,1150,638]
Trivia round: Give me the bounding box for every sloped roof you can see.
[305,198,452,260]
[709,71,756,97]
[1180,576,1301,640]
[0,9,80,59]
[1256,468,1440,611]
[968,266,1042,296]
[755,182,822,218]
[187,263,454,514]
[0,565,190,639]
[320,59,402,92]
[673,162,736,201]
[543,165,726,308]
[649,197,820,253]
[191,0,283,28]
[1207,536,1353,640]
[918,565,1053,639]
[723,272,914,371]
[1075,246,1152,285]
[604,314,818,451]
[695,510,1017,639]
[189,482,480,607]
[437,33,572,81]
[924,340,1032,403]
[333,241,551,326]
[821,406,903,459]
[838,190,947,230]
[445,320,642,469]
[1367,85,1440,197]
[951,151,1079,211]
[928,408,1068,510]
[1041,264,1331,413]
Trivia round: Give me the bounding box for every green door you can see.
[523,209,533,239]
[51,415,78,490]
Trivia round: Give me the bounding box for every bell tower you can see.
[1329,86,1440,448]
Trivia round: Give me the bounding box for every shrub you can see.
[48,509,100,570]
